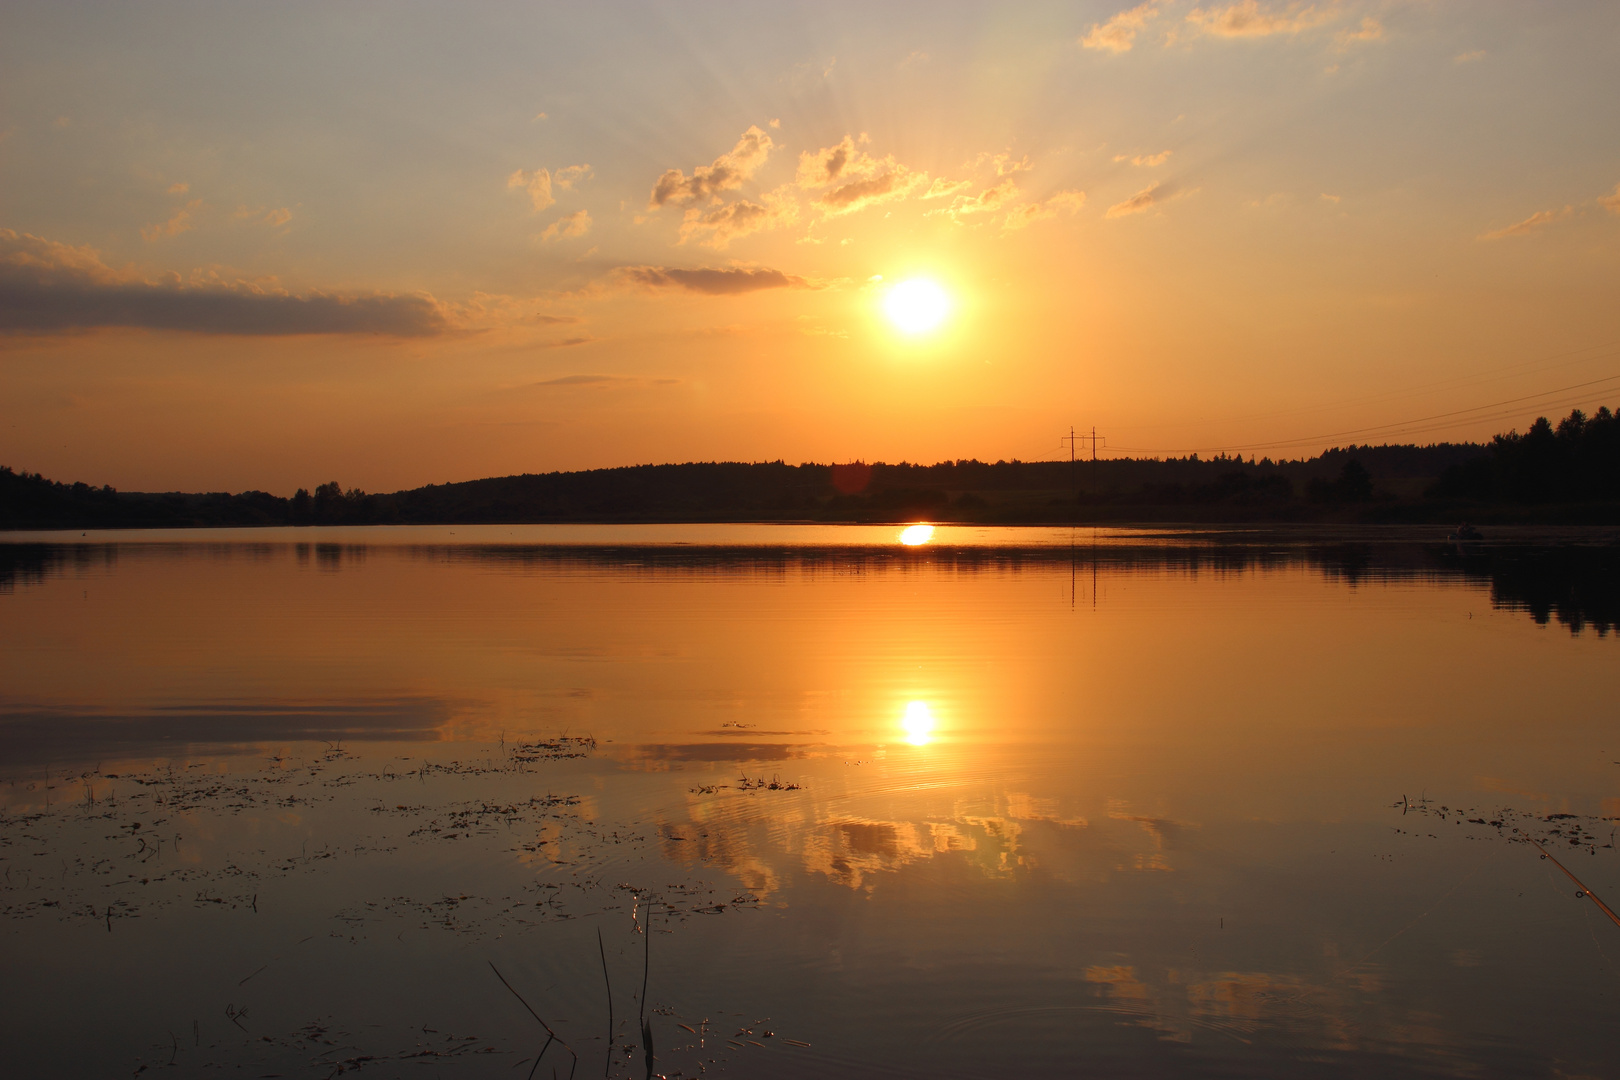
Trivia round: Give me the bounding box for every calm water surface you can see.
[1,525,1616,1078]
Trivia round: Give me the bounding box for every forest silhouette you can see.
[4,408,1620,531]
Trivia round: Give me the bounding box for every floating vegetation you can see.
[1391,795,1617,856]
[736,773,802,792]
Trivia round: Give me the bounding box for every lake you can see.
[2,524,1617,1078]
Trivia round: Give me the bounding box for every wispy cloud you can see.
[540,209,592,242]
[553,164,592,191]
[1454,50,1486,64]
[929,177,1019,221]
[922,177,972,199]
[1478,206,1572,241]
[533,337,594,350]
[819,168,924,215]
[507,168,555,212]
[140,199,202,242]
[1185,1,1336,39]
[618,265,808,295]
[677,189,799,249]
[1335,16,1382,45]
[649,126,775,209]
[1081,3,1159,53]
[1115,150,1172,167]
[234,205,293,228]
[0,229,447,336]
[1598,183,1620,214]
[1106,183,1164,218]
[166,182,189,195]
[531,373,677,388]
[796,136,928,216]
[986,152,1033,177]
[1002,190,1087,231]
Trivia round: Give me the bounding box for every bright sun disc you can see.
[884,279,950,334]
[899,524,935,546]
[902,700,934,745]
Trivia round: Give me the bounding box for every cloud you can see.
[617,265,808,295]
[1454,50,1486,64]
[1081,3,1159,53]
[797,135,860,188]
[1002,190,1087,231]
[540,209,592,242]
[140,199,202,241]
[796,136,928,216]
[677,189,799,248]
[1478,206,1573,241]
[536,374,622,385]
[819,168,925,214]
[1336,16,1383,44]
[1185,1,1336,39]
[922,177,972,199]
[167,182,189,195]
[1115,150,1172,166]
[1599,183,1620,214]
[554,164,593,191]
[1320,192,1341,204]
[532,373,677,388]
[507,167,555,211]
[989,152,1034,176]
[648,126,775,209]
[534,337,593,350]
[235,205,294,228]
[0,228,447,336]
[930,177,1019,221]
[1106,183,1162,218]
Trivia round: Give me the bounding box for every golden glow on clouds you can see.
[883,279,950,335]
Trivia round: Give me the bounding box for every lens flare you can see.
[899,524,935,546]
[902,700,934,745]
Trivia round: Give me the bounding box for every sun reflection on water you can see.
[899,524,935,546]
[902,700,935,745]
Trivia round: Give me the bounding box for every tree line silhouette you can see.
[4,407,1619,530]
[1430,407,1620,503]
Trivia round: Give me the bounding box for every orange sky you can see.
[2,1,1619,494]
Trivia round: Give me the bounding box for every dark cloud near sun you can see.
[0,228,448,337]
[618,265,808,295]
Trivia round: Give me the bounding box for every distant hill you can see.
[6,408,1620,529]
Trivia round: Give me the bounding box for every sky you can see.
[2,0,1619,494]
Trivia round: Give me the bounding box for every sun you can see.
[883,278,950,334]
[901,700,935,745]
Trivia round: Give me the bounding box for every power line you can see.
[1094,372,1620,458]
[1126,339,1620,437]
[1189,372,1620,454]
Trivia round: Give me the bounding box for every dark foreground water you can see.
[1,524,1617,1079]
